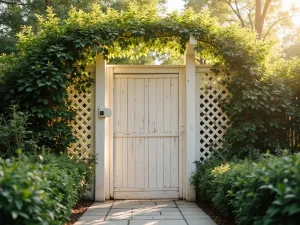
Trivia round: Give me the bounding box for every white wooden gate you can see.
[112,67,184,199]
[68,62,230,200]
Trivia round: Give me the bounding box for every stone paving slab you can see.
[132,211,161,216]
[84,211,109,216]
[187,219,217,225]
[177,204,199,208]
[75,221,129,225]
[180,207,206,212]
[131,215,183,220]
[78,216,106,221]
[130,220,187,225]
[161,211,182,216]
[74,200,216,225]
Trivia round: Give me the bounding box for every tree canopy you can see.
[0,0,167,54]
[184,0,299,42]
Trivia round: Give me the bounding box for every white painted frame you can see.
[95,56,106,201]
[184,36,197,201]
[94,37,197,201]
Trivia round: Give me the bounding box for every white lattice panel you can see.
[68,68,95,159]
[197,68,229,162]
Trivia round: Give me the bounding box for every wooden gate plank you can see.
[171,137,179,187]
[163,78,171,133]
[163,137,171,187]
[171,78,179,188]
[127,137,135,188]
[149,79,157,133]
[128,79,135,133]
[156,79,164,134]
[115,78,121,133]
[135,137,145,188]
[156,137,164,188]
[144,80,149,188]
[115,138,123,187]
[120,79,128,188]
[148,137,157,188]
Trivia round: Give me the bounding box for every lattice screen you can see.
[67,71,95,159]
[197,70,230,162]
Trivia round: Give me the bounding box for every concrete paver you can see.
[74,200,216,225]
[187,219,217,225]
[130,220,187,225]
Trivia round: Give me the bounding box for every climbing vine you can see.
[0,3,291,155]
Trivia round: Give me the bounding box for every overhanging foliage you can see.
[1,3,287,154]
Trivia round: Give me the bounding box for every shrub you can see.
[191,156,225,202]
[211,161,253,217]
[0,153,94,225]
[192,154,300,225]
[232,154,300,225]
[0,159,62,225]
[0,106,39,158]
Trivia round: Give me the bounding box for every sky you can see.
[166,0,300,25]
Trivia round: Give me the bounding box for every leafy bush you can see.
[0,153,94,225]
[222,74,294,157]
[192,154,300,225]
[191,156,225,202]
[232,154,300,225]
[0,158,60,225]
[272,58,300,153]
[0,106,40,158]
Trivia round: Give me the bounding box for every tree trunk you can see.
[255,0,272,40]
[255,0,263,39]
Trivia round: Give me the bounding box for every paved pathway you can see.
[74,200,216,225]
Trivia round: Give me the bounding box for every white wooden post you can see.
[95,55,106,201]
[184,36,197,201]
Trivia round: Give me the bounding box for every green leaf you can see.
[42,99,49,105]
[26,87,33,92]
[12,211,18,220]
[288,203,300,215]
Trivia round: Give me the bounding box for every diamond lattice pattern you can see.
[68,84,94,159]
[198,72,229,162]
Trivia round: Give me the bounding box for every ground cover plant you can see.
[192,153,300,225]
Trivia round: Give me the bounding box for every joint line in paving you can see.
[174,200,189,225]
[104,200,114,221]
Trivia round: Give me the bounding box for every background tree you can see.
[184,0,299,41]
[0,0,97,54]
[0,0,167,55]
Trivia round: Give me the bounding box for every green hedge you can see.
[192,154,300,225]
[0,153,94,225]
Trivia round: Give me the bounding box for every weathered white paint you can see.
[72,52,229,200]
[95,55,106,201]
[68,66,96,200]
[113,73,181,199]
[114,190,180,199]
[196,66,229,162]
[108,67,114,199]
[178,67,184,199]
[184,36,197,201]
